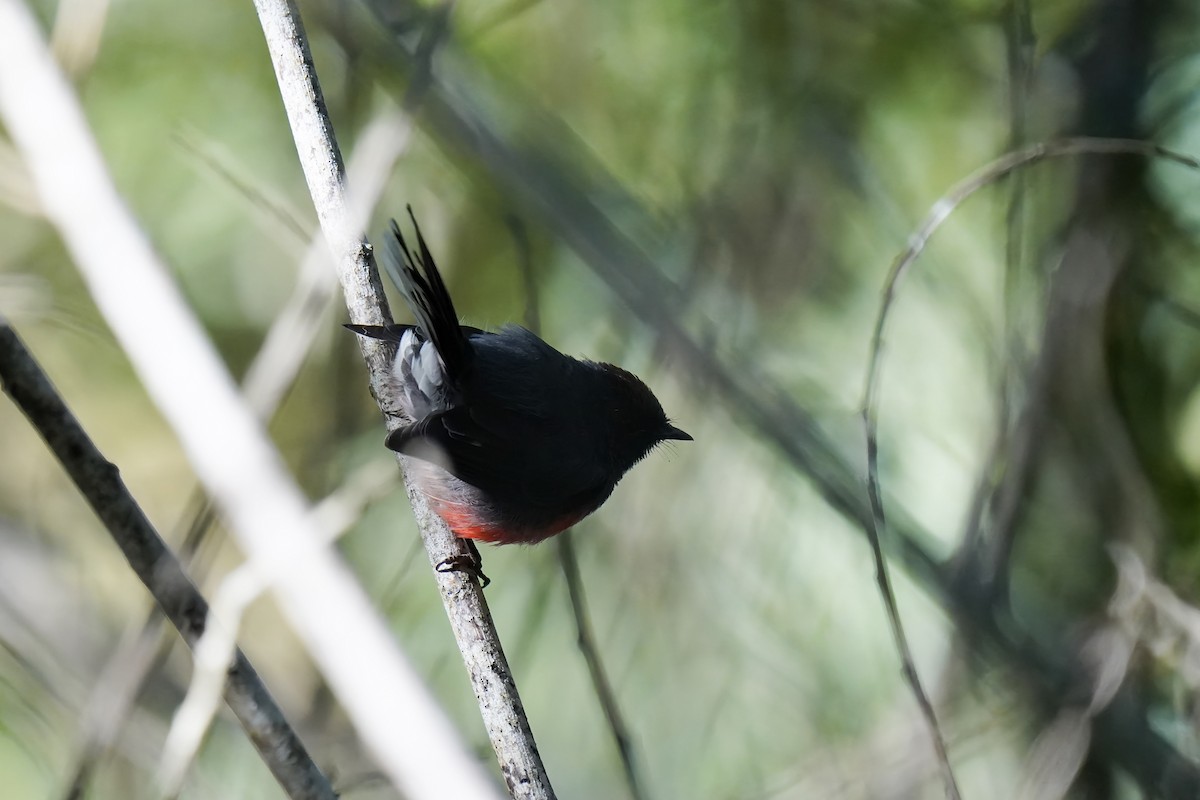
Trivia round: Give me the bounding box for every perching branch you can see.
[249,1,554,797]
[0,323,336,800]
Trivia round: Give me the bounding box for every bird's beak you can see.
[661,424,693,442]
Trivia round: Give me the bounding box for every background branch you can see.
[0,1,495,797]
[0,323,335,800]
[62,106,416,797]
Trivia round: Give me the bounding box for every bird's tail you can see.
[380,208,470,381]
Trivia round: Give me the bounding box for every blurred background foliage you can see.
[4,0,1200,798]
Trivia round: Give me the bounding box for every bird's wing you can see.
[386,405,606,506]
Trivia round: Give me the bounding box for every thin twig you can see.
[861,137,1200,800]
[1002,0,1036,344]
[251,0,553,797]
[951,0,1040,578]
[862,431,963,800]
[557,534,647,800]
[961,0,1038,561]
[0,323,336,800]
[863,138,1200,444]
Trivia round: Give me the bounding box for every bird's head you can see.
[595,362,692,468]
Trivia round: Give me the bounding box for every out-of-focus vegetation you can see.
[4,0,1200,798]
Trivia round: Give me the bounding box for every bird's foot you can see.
[436,539,490,588]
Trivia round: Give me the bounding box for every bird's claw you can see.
[436,541,490,588]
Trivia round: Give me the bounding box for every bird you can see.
[346,210,691,581]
